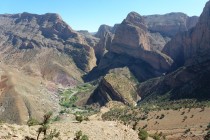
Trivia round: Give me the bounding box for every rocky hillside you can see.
[0,13,97,124]
[138,60,210,101]
[85,11,199,106]
[0,3,205,126]
[87,67,139,106]
[138,0,210,102]
[0,12,96,73]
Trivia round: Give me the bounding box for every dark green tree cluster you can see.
[205,122,210,140]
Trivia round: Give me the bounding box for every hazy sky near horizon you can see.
[0,0,208,32]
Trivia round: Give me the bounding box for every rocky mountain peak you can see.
[144,12,198,37]
[10,12,64,26]
[125,12,145,24]
[95,24,113,38]
[123,12,147,30]
[199,0,210,23]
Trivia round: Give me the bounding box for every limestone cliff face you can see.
[78,30,99,50]
[85,12,185,83]
[94,24,119,64]
[144,12,198,37]
[93,12,198,67]
[87,67,139,106]
[162,1,210,68]
[95,25,114,39]
[110,12,173,72]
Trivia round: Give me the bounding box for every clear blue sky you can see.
[0,0,208,32]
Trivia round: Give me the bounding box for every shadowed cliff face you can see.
[93,24,119,64]
[85,12,174,83]
[138,1,210,102]
[162,1,210,68]
[138,60,210,101]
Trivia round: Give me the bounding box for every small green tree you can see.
[150,132,166,140]
[25,112,60,140]
[138,129,148,140]
[25,136,36,140]
[81,135,89,140]
[132,121,138,130]
[204,130,210,140]
[207,122,210,130]
[43,129,60,140]
[37,112,53,140]
[27,118,40,127]
[75,115,83,123]
[152,134,161,140]
[205,123,210,140]
[75,130,82,140]
[74,130,89,140]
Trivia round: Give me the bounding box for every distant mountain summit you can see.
[0,12,96,72]
[144,12,198,37]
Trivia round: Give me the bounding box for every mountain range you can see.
[0,1,209,130]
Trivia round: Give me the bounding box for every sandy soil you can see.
[136,107,210,140]
[88,104,210,140]
[0,121,139,140]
